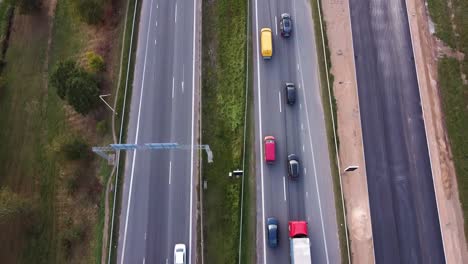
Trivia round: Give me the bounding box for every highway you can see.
[252,0,341,263]
[116,0,199,263]
[349,0,445,263]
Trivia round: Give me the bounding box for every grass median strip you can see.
[202,0,248,263]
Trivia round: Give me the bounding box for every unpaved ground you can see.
[322,0,468,262]
[320,0,375,263]
[405,0,468,262]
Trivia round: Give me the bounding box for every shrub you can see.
[50,60,101,115]
[61,138,90,160]
[66,69,100,115]
[0,187,32,223]
[50,60,79,100]
[73,0,103,25]
[18,0,41,13]
[96,119,108,136]
[86,51,105,73]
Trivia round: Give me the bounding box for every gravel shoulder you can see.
[320,1,375,263]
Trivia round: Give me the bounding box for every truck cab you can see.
[289,221,312,264]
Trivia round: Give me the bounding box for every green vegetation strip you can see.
[108,0,142,263]
[437,58,468,237]
[0,0,14,62]
[310,0,349,263]
[427,0,468,240]
[202,0,247,263]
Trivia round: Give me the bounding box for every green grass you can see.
[91,160,112,263]
[202,0,247,263]
[239,68,255,264]
[310,0,348,263]
[426,0,468,242]
[0,6,68,263]
[427,0,468,76]
[438,57,468,239]
[426,0,456,48]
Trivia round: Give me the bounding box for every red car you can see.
[264,136,276,164]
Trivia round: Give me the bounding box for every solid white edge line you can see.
[278,91,282,112]
[403,0,447,260]
[292,0,330,261]
[175,3,177,23]
[169,161,172,184]
[283,176,287,201]
[120,0,155,263]
[253,0,267,262]
[189,0,197,261]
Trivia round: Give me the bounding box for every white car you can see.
[174,244,186,264]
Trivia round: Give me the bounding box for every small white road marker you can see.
[278,91,282,112]
[175,4,177,23]
[169,161,172,184]
[275,16,278,35]
[172,77,175,98]
[283,176,287,201]
[182,65,185,93]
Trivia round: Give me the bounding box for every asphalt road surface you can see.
[116,0,199,263]
[349,0,445,263]
[253,0,341,263]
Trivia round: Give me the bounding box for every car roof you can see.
[175,252,184,264]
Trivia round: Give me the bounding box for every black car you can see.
[267,217,279,248]
[280,13,292,38]
[288,154,300,179]
[285,82,296,105]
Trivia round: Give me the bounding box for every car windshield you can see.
[176,248,184,252]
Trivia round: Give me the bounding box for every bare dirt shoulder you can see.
[405,0,468,262]
[320,1,375,263]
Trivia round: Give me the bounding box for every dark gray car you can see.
[288,154,300,179]
[285,82,296,105]
[280,13,292,37]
